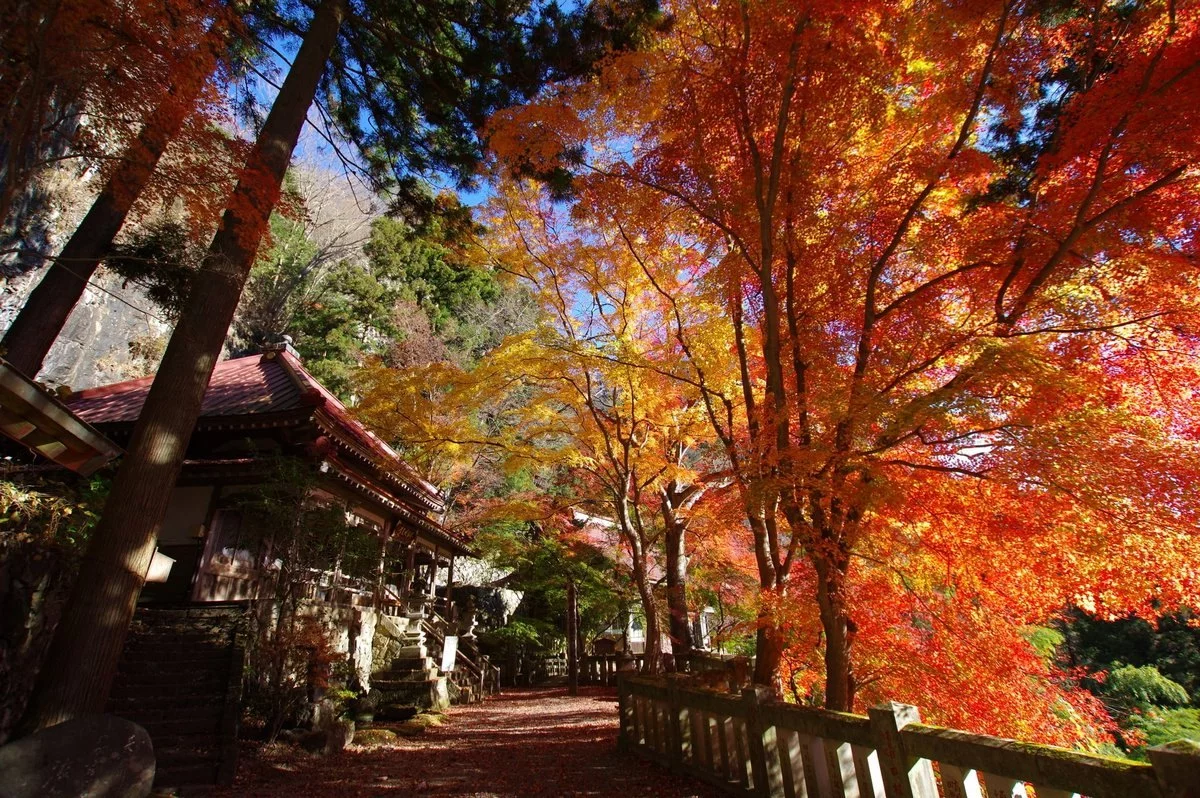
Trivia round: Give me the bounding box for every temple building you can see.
[62,342,471,607]
[3,344,494,789]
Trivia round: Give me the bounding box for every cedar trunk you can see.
[2,28,226,378]
[21,0,345,731]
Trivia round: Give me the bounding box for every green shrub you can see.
[1103,665,1191,713]
[1122,707,1200,760]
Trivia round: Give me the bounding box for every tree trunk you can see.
[632,561,661,674]
[21,0,345,731]
[1,26,227,377]
[815,558,855,712]
[566,579,578,696]
[753,613,784,689]
[663,513,693,656]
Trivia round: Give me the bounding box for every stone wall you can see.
[0,541,73,744]
[297,603,420,694]
[370,613,416,680]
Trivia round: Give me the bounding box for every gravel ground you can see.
[218,686,722,797]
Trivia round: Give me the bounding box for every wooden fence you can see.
[617,675,1200,798]
[582,651,744,687]
[582,654,643,686]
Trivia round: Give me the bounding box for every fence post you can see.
[743,685,784,797]
[617,673,634,751]
[1148,739,1200,798]
[868,702,938,798]
[666,674,690,769]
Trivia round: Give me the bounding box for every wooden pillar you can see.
[428,547,438,597]
[617,674,635,750]
[446,554,455,609]
[1149,739,1200,797]
[743,685,783,797]
[374,524,393,609]
[666,674,692,770]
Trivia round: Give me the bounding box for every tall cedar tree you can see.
[24,0,660,729]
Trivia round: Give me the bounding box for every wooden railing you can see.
[580,651,745,687]
[618,675,1200,798]
[581,654,646,685]
[420,610,499,701]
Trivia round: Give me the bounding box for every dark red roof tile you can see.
[67,354,303,424]
[64,349,449,518]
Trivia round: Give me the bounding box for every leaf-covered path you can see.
[221,687,721,797]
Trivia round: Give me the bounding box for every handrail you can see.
[617,674,1200,798]
[416,605,497,699]
[580,653,648,686]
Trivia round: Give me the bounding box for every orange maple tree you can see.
[486,0,1200,741]
[358,179,731,665]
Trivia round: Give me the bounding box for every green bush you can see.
[1103,665,1191,713]
[479,620,543,656]
[1122,707,1200,759]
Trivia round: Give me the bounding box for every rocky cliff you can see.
[0,267,169,390]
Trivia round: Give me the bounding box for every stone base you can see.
[373,677,449,712]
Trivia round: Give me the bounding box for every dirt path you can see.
[220,687,722,797]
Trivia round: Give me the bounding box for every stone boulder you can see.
[392,720,427,738]
[296,719,355,756]
[351,728,397,747]
[0,714,154,798]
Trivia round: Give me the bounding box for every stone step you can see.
[128,622,232,633]
[135,716,225,737]
[376,671,438,684]
[110,670,231,691]
[116,666,232,681]
[107,605,243,789]
[154,762,221,789]
[374,676,450,712]
[380,656,435,672]
[394,644,428,659]
[156,748,222,769]
[121,639,231,656]
[376,657,439,672]
[117,654,231,672]
[145,735,224,757]
[372,675,439,690]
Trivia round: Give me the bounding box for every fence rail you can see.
[617,675,1200,798]
[581,654,644,686]
[580,651,744,687]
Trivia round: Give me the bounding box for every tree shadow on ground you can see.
[220,687,721,797]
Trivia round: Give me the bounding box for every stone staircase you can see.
[420,616,491,705]
[106,604,246,790]
[370,615,449,711]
